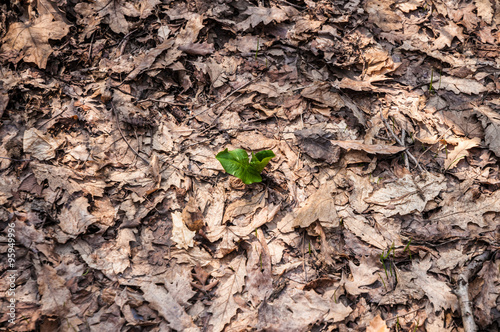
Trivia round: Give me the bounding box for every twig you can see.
[386,306,425,321]
[136,98,187,107]
[112,104,150,166]
[454,251,491,332]
[184,75,261,122]
[379,108,423,172]
[0,156,33,162]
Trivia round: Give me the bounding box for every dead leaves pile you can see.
[0,0,500,331]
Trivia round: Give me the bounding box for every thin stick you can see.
[380,108,423,172]
[112,105,150,166]
[454,251,491,332]
[386,306,425,322]
[184,75,261,122]
[0,156,33,162]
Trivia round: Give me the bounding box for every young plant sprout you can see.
[216,148,275,185]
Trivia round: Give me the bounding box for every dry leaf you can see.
[209,256,247,332]
[140,283,198,331]
[75,0,140,34]
[381,256,458,311]
[345,257,380,296]
[475,0,494,24]
[2,15,70,69]
[331,140,406,154]
[245,229,273,306]
[235,7,288,31]
[365,174,446,217]
[435,75,487,94]
[179,42,215,55]
[172,211,196,249]
[301,82,345,110]
[278,181,337,233]
[367,315,389,332]
[444,137,480,170]
[475,105,500,157]
[23,128,61,160]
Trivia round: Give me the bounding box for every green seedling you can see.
[378,272,388,291]
[380,243,399,285]
[412,319,420,332]
[403,238,412,260]
[216,148,275,184]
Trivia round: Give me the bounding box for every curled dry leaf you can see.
[444,137,480,170]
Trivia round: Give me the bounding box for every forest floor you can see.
[0,0,500,331]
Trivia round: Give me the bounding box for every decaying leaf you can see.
[444,137,480,170]
[2,15,70,69]
[345,257,380,296]
[381,256,458,311]
[301,82,345,110]
[367,315,390,332]
[172,211,196,249]
[278,181,337,233]
[23,128,61,160]
[209,256,247,332]
[140,283,198,331]
[365,174,447,217]
[475,105,500,157]
[235,7,288,31]
[245,229,273,306]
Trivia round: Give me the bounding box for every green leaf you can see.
[216,148,275,185]
[250,150,276,173]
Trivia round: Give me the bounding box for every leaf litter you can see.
[0,0,499,331]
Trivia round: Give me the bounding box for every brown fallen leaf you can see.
[172,211,196,249]
[2,15,70,69]
[444,137,480,170]
[209,256,247,332]
[182,196,204,232]
[191,265,219,293]
[245,229,272,306]
[301,82,345,110]
[434,75,487,95]
[235,7,288,31]
[364,173,447,217]
[294,127,341,164]
[331,140,406,154]
[366,315,389,332]
[23,128,62,161]
[75,0,140,35]
[140,283,198,331]
[475,105,500,157]
[278,181,337,233]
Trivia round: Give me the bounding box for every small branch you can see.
[454,251,491,332]
[386,306,425,322]
[0,156,33,162]
[184,75,261,122]
[379,108,423,172]
[112,104,150,166]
